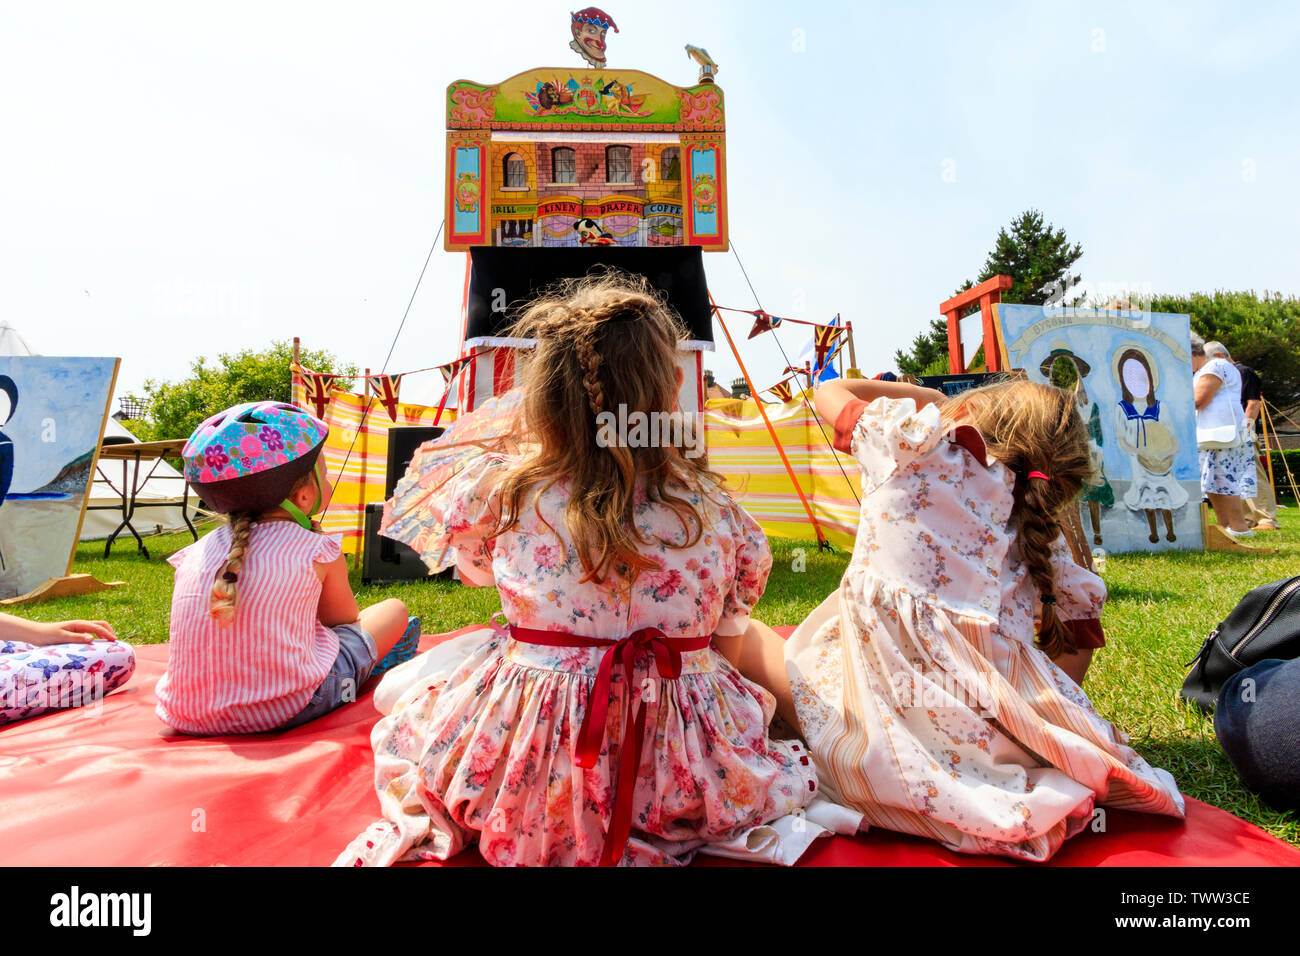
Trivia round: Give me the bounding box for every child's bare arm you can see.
[0,612,115,646]
[813,379,946,426]
[315,555,361,627]
[727,619,800,730]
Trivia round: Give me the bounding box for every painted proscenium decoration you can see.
[446,68,727,251]
[996,303,1202,555]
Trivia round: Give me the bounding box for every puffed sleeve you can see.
[1046,535,1108,649]
[166,543,196,570]
[381,452,507,588]
[832,396,946,493]
[312,532,343,565]
[714,500,773,636]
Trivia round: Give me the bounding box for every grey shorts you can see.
[276,623,378,731]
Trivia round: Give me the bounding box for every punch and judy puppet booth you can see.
[445,9,726,412]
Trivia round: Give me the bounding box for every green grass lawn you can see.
[26,506,1300,846]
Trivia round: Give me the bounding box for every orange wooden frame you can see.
[939,274,1013,373]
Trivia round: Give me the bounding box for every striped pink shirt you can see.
[156,521,341,735]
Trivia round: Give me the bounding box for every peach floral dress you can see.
[785,397,1185,862]
[338,453,821,867]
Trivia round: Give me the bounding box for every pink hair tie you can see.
[1027,471,1051,482]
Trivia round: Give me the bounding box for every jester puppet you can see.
[570,8,617,68]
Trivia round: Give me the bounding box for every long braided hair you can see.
[209,512,255,624]
[490,271,726,585]
[940,379,1094,659]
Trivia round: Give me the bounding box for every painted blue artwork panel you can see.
[690,148,717,237]
[453,147,482,236]
[998,304,1202,554]
[0,356,118,598]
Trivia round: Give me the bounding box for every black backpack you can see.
[1180,576,1300,713]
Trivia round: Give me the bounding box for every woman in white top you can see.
[1192,336,1256,537]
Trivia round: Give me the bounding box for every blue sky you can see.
[2,0,1297,410]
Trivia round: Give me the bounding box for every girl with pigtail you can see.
[730,376,1185,862]
[156,403,418,736]
[342,273,826,868]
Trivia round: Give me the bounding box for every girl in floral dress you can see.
[339,274,820,867]
[731,376,1185,862]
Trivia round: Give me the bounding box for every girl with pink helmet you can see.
[156,402,418,735]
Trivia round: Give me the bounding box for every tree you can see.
[126,340,357,442]
[966,208,1084,310]
[1145,290,1300,409]
[894,318,951,376]
[894,209,1084,373]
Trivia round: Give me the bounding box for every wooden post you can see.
[291,337,301,407]
[357,368,370,569]
[845,319,861,377]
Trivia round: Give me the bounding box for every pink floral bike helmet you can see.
[183,402,329,526]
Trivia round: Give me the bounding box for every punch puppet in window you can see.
[1041,344,1113,546]
[1113,346,1186,543]
[0,376,15,570]
[570,8,617,69]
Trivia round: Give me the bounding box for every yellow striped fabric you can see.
[705,395,861,550]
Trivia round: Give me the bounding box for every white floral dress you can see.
[338,454,819,867]
[785,397,1185,862]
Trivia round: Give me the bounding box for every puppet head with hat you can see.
[570,7,618,68]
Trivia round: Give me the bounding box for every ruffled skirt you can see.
[339,624,818,866]
[785,574,1185,862]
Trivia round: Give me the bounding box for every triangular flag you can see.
[747,309,782,340]
[300,370,339,419]
[438,355,472,384]
[366,373,403,422]
[767,379,793,403]
[813,318,844,371]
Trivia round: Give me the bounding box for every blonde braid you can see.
[574,321,605,415]
[209,512,254,625]
[1019,482,1076,659]
[1019,394,1084,659]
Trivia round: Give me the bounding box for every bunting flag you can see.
[813,316,845,370]
[438,355,473,385]
[299,370,340,419]
[766,379,793,403]
[366,373,403,422]
[747,309,782,340]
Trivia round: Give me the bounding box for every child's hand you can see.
[28,620,117,647]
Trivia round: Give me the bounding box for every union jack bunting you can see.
[438,355,473,384]
[747,309,782,340]
[300,371,339,419]
[813,318,845,370]
[366,374,403,422]
[766,379,793,403]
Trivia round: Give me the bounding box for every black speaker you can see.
[361,502,451,584]
[385,425,445,499]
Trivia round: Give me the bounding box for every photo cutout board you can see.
[996,304,1202,554]
[0,357,119,598]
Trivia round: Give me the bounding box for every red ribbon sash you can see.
[508,624,711,866]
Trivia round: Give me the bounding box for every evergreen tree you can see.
[894,209,1084,372]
